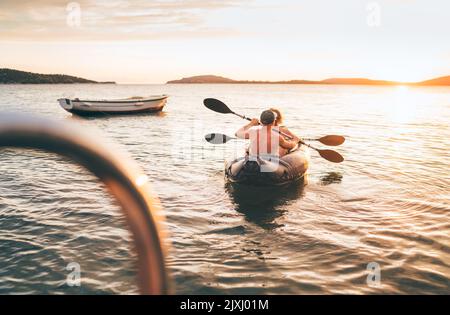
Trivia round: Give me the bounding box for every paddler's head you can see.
[269,108,283,126]
[260,110,276,126]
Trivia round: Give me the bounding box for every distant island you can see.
[0,69,115,84]
[167,75,450,86]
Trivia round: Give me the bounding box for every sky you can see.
[1,0,450,84]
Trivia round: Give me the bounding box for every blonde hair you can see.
[270,108,283,126]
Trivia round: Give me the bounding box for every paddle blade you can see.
[203,98,233,114]
[317,149,344,163]
[204,133,234,144]
[318,135,346,146]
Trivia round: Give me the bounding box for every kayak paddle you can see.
[204,98,297,141]
[297,140,344,163]
[204,133,344,163]
[206,132,345,147]
[204,98,252,121]
[204,98,345,146]
[203,98,345,163]
[302,135,345,146]
[204,133,236,144]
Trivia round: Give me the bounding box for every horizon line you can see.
[2,68,450,85]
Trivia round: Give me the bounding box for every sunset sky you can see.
[1,0,450,84]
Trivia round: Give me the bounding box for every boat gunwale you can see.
[68,104,166,115]
[67,95,168,104]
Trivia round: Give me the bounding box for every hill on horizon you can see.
[167,74,450,86]
[416,75,450,86]
[167,75,236,84]
[0,68,115,84]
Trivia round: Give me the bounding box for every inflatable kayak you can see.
[225,145,310,186]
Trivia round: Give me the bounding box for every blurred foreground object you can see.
[0,113,169,294]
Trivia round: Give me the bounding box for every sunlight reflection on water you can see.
[0,84,449,294]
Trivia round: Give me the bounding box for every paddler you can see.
[235,109,299,160]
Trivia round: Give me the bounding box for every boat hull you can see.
[58,95,168,115]
[225,146,310,186]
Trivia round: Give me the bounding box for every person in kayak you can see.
[270,107,301,142]
[235,109,298,160]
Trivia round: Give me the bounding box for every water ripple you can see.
[0,84,449,294]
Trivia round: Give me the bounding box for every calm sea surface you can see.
[0,84,449,294]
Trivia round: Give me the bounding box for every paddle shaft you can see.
[208,131,318,151]
[209,99,317,143]
[232,112,251,121]
[235,112,298,141]
[236,112,343,145]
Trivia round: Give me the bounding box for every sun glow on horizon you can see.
[396,85,410,92]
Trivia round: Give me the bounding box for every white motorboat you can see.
[57,95,168,115]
